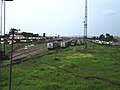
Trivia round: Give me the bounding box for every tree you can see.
[21,32,39,37]
[105,33,111,41]
[99,34,105,41]
[99,33,117,42]
[92,36,97,40]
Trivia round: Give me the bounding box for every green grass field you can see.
[1,43,120,90]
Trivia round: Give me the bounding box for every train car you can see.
[47,42,60,50]
[76,39,81,45]
[60,39,73,48]
[60,42,66,48]
[71,39,77,46]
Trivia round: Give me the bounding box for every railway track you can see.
[12,44,46,60]
[11,43,46,61]
[1,43,57,67]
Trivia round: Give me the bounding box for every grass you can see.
[1,43,120,90]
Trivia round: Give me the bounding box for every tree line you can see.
[4,31,40,38]
[92,33,118,42]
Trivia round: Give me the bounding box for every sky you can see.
[4,0,120,36]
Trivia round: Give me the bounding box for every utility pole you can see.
[84,0,88,50]
[0,1,13,90]
[9,28,19,90]
[9,28,14,90]
[0,0,13,55]
[3,0,13,55]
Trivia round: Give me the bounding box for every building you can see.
[9,33,25,40]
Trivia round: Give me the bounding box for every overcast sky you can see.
[5,0,120,36]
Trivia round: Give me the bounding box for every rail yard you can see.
[1,38,80,66]
[0,0,120,90]
[1,39,120,90]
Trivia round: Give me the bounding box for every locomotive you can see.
[47,42,60,50]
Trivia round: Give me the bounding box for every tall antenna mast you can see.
[84,0,87,49]
[0,0,3,35]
